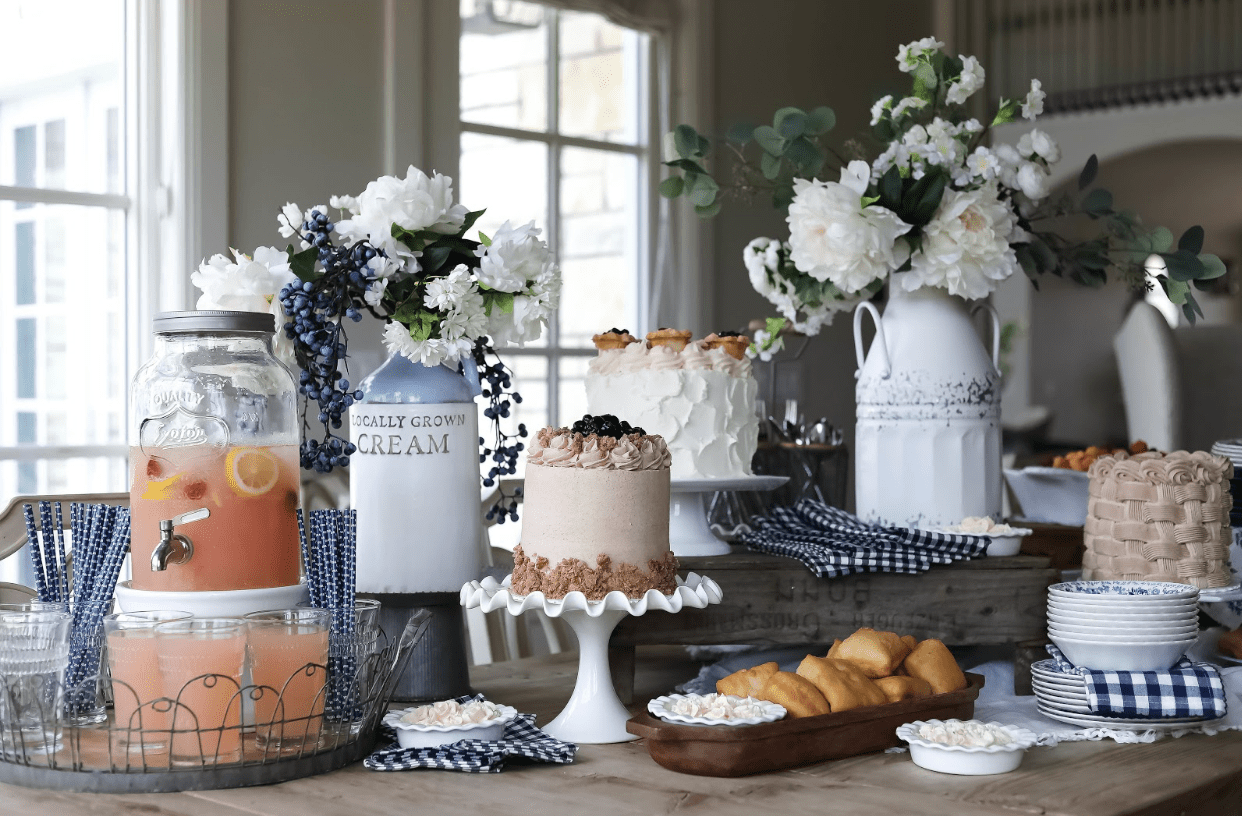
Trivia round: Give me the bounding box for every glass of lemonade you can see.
[155,618,248,766]
[104,610,192,754]
[129,312,301,593]
[245,608,331,751]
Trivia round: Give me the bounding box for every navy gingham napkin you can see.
[364,695,578,773]
[740,500,988,578]
[1045,645,1227,719]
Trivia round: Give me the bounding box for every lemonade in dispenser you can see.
[129,311,301,592]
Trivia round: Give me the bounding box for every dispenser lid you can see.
[153,310,275,335]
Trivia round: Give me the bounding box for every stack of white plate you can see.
[1031,659,1222,730]
[1047,580,1200,671]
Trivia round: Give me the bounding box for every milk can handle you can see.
[972,302,1002,372]
[853,301,890,379]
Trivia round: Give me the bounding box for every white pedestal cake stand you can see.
[460,573,723,744]
[670,475,788,557]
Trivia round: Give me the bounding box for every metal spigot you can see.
[150,508,209,572]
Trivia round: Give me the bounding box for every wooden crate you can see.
[609,549,1056,701]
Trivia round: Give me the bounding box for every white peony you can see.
[787,161,912,294]
[1022,79,1045,120]
[192,246,295,314]
[946,55,985,105]
[474,221,555,293]
[487,262,561,346]
[1017,129,1060,164]
[276,202,304,239]
[1015,161,1051,200]
[334,166,468,263]
[897,37,944,72]
[903,186,1021,299]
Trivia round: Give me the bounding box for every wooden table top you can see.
[3,647,1240,816]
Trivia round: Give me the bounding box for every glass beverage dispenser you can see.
[129,311,300,592]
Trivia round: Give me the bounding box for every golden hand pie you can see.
[826,639,843,659]
[715,661,779,698]
[756,671,831,718]
[902,639,967,694]
[795,656,888,713]
[874,675,934,703]
[1219,627,1242,659]
[835,628,911,678]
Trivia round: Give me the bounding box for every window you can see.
[457,0,652,434]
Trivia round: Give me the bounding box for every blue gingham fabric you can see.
[364,695,578,773]
[1045,645,1227,719]
[740,500,989,578]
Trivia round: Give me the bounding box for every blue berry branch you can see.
[474,343,526,524]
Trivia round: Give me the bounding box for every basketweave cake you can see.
[510,415,677,599]
[585,329,758,480]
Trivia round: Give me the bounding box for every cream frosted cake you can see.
[584,329,759,480]
[511,416,677,599]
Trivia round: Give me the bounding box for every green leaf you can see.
[1016,245,1039,281]
[478,230,491,247]
[658,176,685,198]
[391,224,423,250]
[461,209,486,233]
[673,124,700,159]
[783,137,824,177]
[765,316,786,335]
[1160,276,1190,305]
[694,199,722,218]
[421,245,452,275]
[873,119,897,143]
[908,171,948,225]
[1082,188,1113,217]
[913,64,938,101]
[1198,253,1227,280]
[878,165,902,211]
[483,290,515,316]
[775,108,807,138]
[1148,226,1174,253]
[696,134,711,156]
[760,152,781,181]
[687,174,719,207]
[726,122,755,144]
[408,311,437,343]
[666,158,706,174]
[1078,155,1098,190]
[1178,225,1205,255]
[288,245,320,281]
[861,194,880,207]
[1029,237,1058,273]
[991,98,1018,126]
[1184,290,1204,323]
[804,106,836,135]
[1162,250,1205,281]
[753,125,785,156]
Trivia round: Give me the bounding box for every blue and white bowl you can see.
[1048,580,1200,601]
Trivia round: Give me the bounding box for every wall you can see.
[707,0,934,488]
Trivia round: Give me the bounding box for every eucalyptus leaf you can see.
[726,122,756,144]
[658,176,685,198]
[784,137,823,176]
[674,124,700,159]
[1078,155,1098,190]
[1161,276,1190,304]
[1162,249,1205,281]
[1185,290,1204,322]
[1148,226,1174,253]
[687,175,719,207]
[754,125,785,156]
[694,199,722,218]
[696,134,710,156]
[1178,225,1205,254]
[666,158,706,174]
[777,110,807,139]
[805,106,835,135]
[1199,253,1227,280]
[761,152,781,181]
[1082,188,1113,217]
[1016,245,1039,280]
[1029,237,1058,273]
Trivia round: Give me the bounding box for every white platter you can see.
[670,475,789,493]
[1037,704,1222,730]
[646,694,786,727]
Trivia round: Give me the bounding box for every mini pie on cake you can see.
[510,415,677,600]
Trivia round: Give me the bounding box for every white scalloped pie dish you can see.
[383,703,519,749]
[647,694,786,727]
[896,719,1039,775]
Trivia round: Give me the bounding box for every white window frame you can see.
[0,0,227,487]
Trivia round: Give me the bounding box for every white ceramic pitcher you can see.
[853,286,1003,528]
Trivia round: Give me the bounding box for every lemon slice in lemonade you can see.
[226,447,280,497]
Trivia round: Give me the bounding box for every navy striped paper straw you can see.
[53,502,67,605]
[22,504,48,602]
[38,502,57,602]
[298,508,310,588]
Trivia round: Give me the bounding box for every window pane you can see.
[16,318,36,398]
[15,221,35,304]
[0,0,125,193]
[460,0,548,131]
[558,12,643,143]
[558,147,639,348]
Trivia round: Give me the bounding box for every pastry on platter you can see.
[756,671,831,718]
[874,675,933,703]
[795,656,887,712]
[835,628,912,678]
[902,639,967,694]
[716,661,779,698]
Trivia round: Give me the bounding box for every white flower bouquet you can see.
[663,36,1224,352]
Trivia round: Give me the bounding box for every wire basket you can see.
[0,611,431,792]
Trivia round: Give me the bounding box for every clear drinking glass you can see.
[0,601,69,613]
[299,599,381,734]
[0,610,72,757]
[104,610,192,753]
[64,620,108,726]
[155,617,247,765]
[244,608,331,751]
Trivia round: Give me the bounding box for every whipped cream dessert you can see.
[665,694,770,720]
[400,699,504,727]
[512,416,677,599]
[944,516,1019,535]
[585,332,759,480]
[916,719,1014,748]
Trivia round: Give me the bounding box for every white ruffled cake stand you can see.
[670,475,787,557]
[460,572,723,744]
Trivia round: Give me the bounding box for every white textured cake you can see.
[511,418,677,599]
[584,329,759,480]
